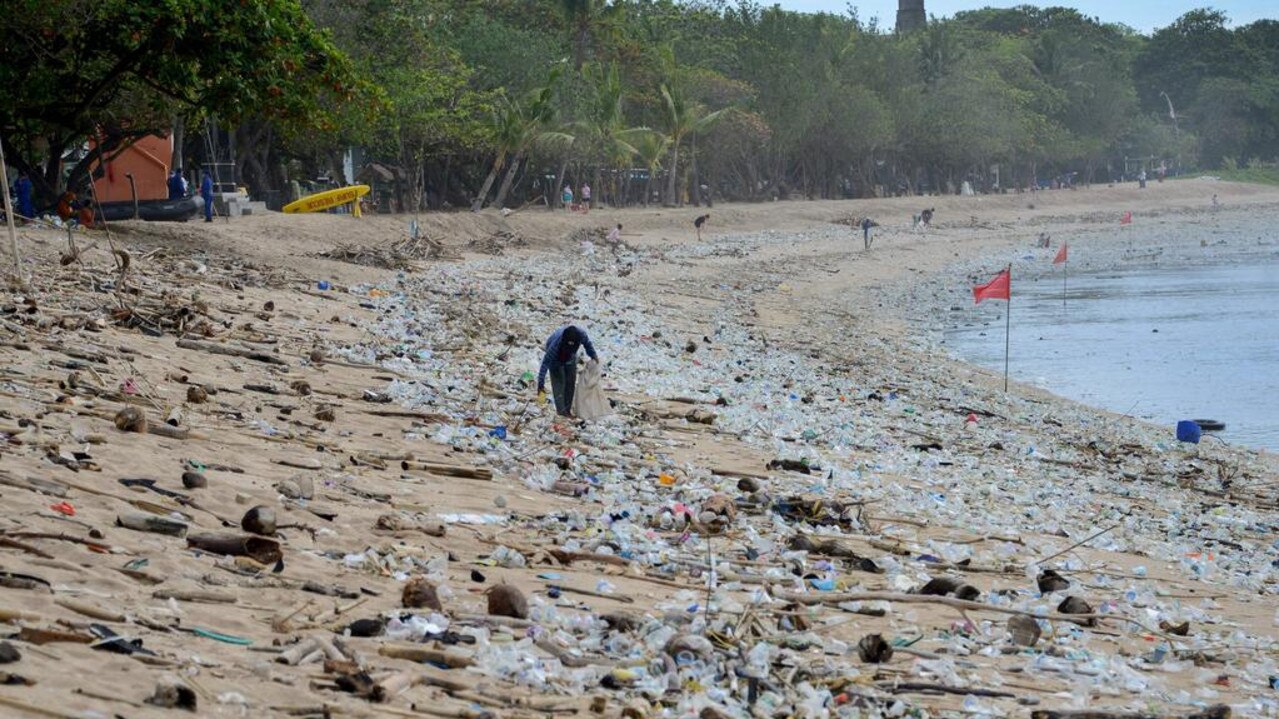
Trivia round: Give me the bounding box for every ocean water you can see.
[945,258,1279,452]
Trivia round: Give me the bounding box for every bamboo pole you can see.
[0,141,23,286]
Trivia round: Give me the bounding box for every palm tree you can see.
[660,82,724,206]
[492,72,570,209]
[630,130,669,207]
[574,63,643,207]
[473,72,568,211]
[558,0,619,72]
[471,95,525,212]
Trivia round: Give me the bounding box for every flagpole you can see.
[1004,264,1011,392]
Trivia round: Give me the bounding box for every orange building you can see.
[92,134,173,202]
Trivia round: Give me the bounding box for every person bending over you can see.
[537,325,599,417]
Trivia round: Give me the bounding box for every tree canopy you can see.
[0,0,373,205]
[5,1,1278,211]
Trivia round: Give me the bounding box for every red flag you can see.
[1053,242,1068,265]
[973,268,1011,304]
[1120,211,1133,225]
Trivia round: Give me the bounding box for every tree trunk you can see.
[665,142,680,206]
[551,159,568,210]
[471,154,504,212]
[493,153,523,210]
[171,117,184,171]
[690,135,701,207]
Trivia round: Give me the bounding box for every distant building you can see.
[897,0,925,33]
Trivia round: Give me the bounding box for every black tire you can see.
[1192,419,1226,432]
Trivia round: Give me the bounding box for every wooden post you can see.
[1004,264,1012,393]
[0,141,23,285]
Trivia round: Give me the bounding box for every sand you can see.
[0,178,1275,718]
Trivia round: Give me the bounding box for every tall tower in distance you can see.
[897,0,926,33]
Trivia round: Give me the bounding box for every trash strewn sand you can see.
[0,180,1275,718]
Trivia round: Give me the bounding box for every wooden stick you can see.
[0,693,78,719]
[378,643,475,668]
[879,680,1015,698]
[152,588,238,604]
[0,536,54,559]
[773,590,1131,630]
[1036,524,1119,565]
[53,596,126,623]
[176,338,289,366]
[400,460,493,480]
[0,140,24,287]
[1030,706,1229,719]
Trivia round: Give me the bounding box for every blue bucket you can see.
[1176,420,1202,444]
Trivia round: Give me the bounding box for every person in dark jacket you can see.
[537,325,599,417]
[694,213,710,241]
[860,216,878,250]
[14,173,34,221]
[200,170,214,222]
[168,169,186,200]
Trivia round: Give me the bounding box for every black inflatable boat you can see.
[96,196,205,222]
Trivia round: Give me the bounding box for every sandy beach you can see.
[0,178,1277,719]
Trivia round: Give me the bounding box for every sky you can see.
[775,1,1274,33]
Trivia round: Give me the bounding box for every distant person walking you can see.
[580,183,591,211]
[200,169,214,222]
[694,213,710,241]
[861,216,877,250]
[1138,169,1147,189]
[537,325,599,417]
[561,184,573,210]
[168,168,186,200]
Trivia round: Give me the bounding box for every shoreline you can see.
[901,203,1279,455]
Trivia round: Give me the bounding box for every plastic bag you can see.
[572,359,609,420]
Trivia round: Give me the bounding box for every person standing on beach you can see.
[14,172,34,221]
[562,184,573,211]
[1138,169,1147,189]
[861,216,877,250]
[168,168,186,200]
[537,325,599,417]
[200,169,214,222]
[694,213,709,241]
[581,183,591,211]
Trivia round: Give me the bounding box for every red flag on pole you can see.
[973,268,1011,304]
[1120,211,1133,225]
[1053,242,1068,265]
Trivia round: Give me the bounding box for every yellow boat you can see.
[283,184,370,215]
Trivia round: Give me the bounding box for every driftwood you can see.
[152,588,239,604]
[378,643,475,668]
[400,460,493,481]
[774,590,1132,630]
[176,338,289,366]
[1031,707,1229,719]
[369,409,451,422]
[879,680,1015,698]
[53,597,126,623]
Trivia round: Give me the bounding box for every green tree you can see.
[660,82,724,205]
[630,130,669,206]
[573,63,644,207]
[558,0,621,72]
[0,0,367,206]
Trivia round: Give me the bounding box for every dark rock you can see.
[857,634,893,663]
